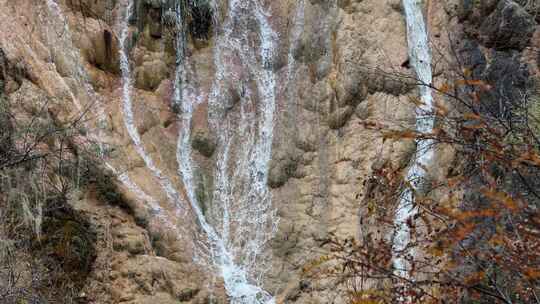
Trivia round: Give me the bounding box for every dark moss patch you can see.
[133,0,214,40]
[0,179,97,303]
[177,287,200,301]
[39,199,97,288]
[194,168,213,216]
[188,0,213,40]
[268,155,299,189]
[192,130,216,158]
[104,29,114,65]
[58,155,133,214]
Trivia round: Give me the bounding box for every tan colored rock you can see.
[134,58,169,91]
[0,0,466,302]
[73,16,121,74]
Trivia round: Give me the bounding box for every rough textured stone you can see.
[0,0,536,303]
[479,0,535,50]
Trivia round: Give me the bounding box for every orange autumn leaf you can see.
[462,122,485,130]
[463,68,472,78]
[428,246,445,257]
[456,79,492,90]
[438,83,452,94]
[480,188,520,212]
[454,222,476,241]
[447,176,463,188]
[463,113,481,121]
[464,271,486,285]
[431,128,442,136]
[514,151,540,167]
[434,100,449,116]
[524,267,540,280]
[489,234,507,247]
[382,130,418,140]
[349,290,385,304]
[360,121,385,131]
[455,79,484,86]
[454,209,499,221]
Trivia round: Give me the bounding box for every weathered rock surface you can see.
[0,0,538,303]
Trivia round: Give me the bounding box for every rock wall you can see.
[0,0,538,303]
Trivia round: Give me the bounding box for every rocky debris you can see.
[176,287,200,301]
[266,1,418,302]
[268,149,301,188]
[457,39,487,79]
[133,0,214,41]
[65,0,117,23]
[327,106,354,129]
[134,57,169,91]
[0,49,25,94]
[481,50,530,116]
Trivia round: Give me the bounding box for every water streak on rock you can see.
[393,0,434,281]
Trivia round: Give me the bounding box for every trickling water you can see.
[44,0,168,222]
[176,1,279,302]
[118,0,186,214]
[46,0,296,301]
[106,163,171,223]
[115,0,281,302]
[393,0,434,282]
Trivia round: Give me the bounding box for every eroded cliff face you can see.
[0,0,538,303]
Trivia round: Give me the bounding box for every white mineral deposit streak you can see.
[118,0,185,212]
[45,0,170,225]
[105,163,171,226]
[174,0,278,303]
[393,0,434,283]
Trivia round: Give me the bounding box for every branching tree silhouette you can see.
[0,48,114,303]
[303,35,540,304]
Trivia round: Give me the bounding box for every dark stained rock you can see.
[457,39,487,80]
[191,129,216,158]
[176,287,200,301]
[481,50,530,118]
[479,0,535,50]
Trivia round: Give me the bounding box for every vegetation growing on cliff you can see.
[0,55,129,303]
[302,1,540,302]
[0,96,90,302]
[304,44,540,304]
[134,0,214,40]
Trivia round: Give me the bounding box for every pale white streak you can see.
[174,0,279,302]
[105,163,175,229]
[393,0,434,282]
[103,163,157,209]
[118,0,186,213]
[45,0,170,225]
[47,0,289,302]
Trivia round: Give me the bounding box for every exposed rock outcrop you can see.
[0,0,538,303]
